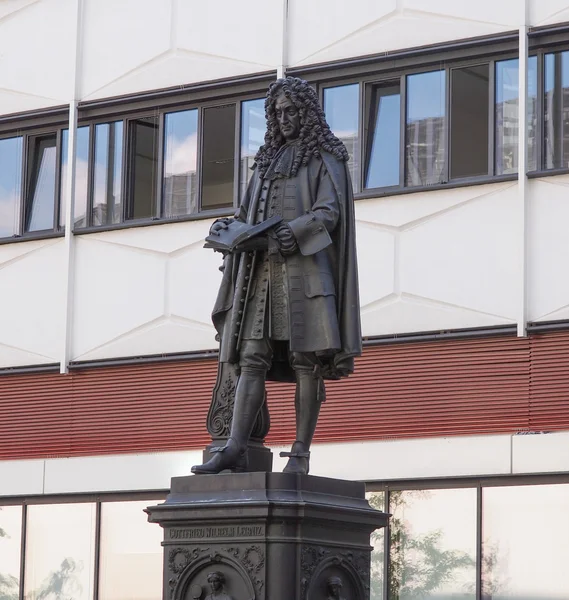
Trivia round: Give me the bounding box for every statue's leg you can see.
[192,340,271,474]
[281,353,325,475]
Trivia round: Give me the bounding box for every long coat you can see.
[212,149,361,382]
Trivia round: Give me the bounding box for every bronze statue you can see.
[192,76,361,476]
[204,572,233,600]
[326,575,348,600]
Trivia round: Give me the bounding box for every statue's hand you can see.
[273,222,298,255]
[209,217,233,236]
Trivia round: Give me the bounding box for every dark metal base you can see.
[202,440,273,473]
[146,472,388,600]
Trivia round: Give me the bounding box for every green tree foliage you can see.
[35,558,83,600]
[368,491,477,599]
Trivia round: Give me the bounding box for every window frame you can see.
[316,49,522,199]
[0,110,68,245]
[74,74,274,235]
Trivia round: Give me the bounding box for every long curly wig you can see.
[254,76,349,177]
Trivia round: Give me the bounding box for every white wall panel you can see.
[530,0,569,26]
[72,220,221,361]
[400,184,518,320]
[288,0,516,67]
[80,0,171,99]
[357,183,517,337]
[0,240,65,367]
[528,177,569,322]
[0,0,75,113]
[175,0,281,68]
[80,0,279,101]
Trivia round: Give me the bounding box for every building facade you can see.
[2,1,569,599]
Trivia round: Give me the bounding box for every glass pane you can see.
[388,489,476,600]
[544,51,569,170]
[240,98,265,200]
[99,500,163,600]
[406,70,446,186]
[0,506,22,600]
[24,503,96,600]
[495,58,537,175]
[0,137,22,238]
[128,116,159,220]
[528,56,538,172]
[61,127,90,228]
[482,484,569,599]
[365,82,400,188]
[324,84,360,191]
[93,122,123,226]
[26,135,57,232]
[163,110,198,218]
[366,492,385,600]
[201,104,236,210]
[451,64,489,179]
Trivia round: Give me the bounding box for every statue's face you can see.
[275,92,300,141]
[329,583,341,597]
[209,576,222,591]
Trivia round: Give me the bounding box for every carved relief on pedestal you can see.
[167,545,264,600]
[301,545,369,600]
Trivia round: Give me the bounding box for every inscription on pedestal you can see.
[168,525,265,541]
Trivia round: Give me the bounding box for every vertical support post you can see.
[517,17,529,338]
[277,0,289,79]
[60,0,84,373]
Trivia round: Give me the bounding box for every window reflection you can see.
[93,122,123,226]
[388,488,476,600]
[24,503,96,600]
[366,492,385,600]
[451,64,490,179]
[61,127,90,228]
[163,110,197,218]
[25,135,57,232]
[0,506,22,600]
[128,116,159,220]
[483,484,569,599]
[406,71,446,186]
[0,137,22,238]
[324,84,359,191]
[240,98,265,200]
[544,51,569,170]
[201,104,236,210]
[365,82,400,189]
[98,500,163,600]
[495,58,538,175]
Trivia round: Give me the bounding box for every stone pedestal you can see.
[146,472,388,600]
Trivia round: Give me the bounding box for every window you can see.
[451,64,490,179]
[365,82,401,189]
[406,70,446,186]
[93,122,123,226]
[24,503,96,600]
[1,496,166,600]
[201,104,236,210]
[240,98,265,200]
[0,137,23,238]
[0,127,68,240]
[321,52,540,195]
[25,134,58,232]
[98,501,163,600]
[495,58,538,174]
[163,110,197,218]
[128,116,159,220]
[324,84,360,191]
[61,126,90,228]
[0,506,22,600]
[74,94,264,230]
[544,50,569,170]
